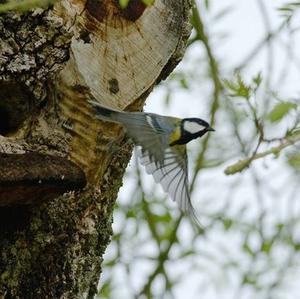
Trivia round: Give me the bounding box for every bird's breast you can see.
[168,126,181,146]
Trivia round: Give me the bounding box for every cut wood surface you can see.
[54,0,191,182]
[56,0,190,109]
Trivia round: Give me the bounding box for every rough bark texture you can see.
[0,0,191,298]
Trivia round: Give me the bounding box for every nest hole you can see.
[0,106,12,135]
[0,82,32,136]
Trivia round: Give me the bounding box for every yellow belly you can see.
[169,126,181,145]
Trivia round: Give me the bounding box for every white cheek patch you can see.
[183,121,206,134]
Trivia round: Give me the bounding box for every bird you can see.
[88,100,214,223]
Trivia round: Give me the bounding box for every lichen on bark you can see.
[0,8,71,102]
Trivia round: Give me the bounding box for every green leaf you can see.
[98,281,112,298]
[287,152,300,173]
[223,218,233,230]
[242,274,257,286]
[267,102,297,122]
[119,0,130,8]
[261,240,273,254]
[141,0,154,5]
[252,72,262,88]
[223,74,251,99]
[276,223,284,231]
[126,210,136,218]
[179,78,189,89]
[294,243,300,251]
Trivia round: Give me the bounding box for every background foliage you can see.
[100,1,300,299]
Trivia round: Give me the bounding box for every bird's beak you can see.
[207,127,215,132]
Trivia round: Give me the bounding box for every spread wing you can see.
[117,112,173,163]
[88,100,177,165]
[137,145,199,224]
[121,113,167,164]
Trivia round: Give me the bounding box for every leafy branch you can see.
[225,132,300,175]
[278,1,300,22]
[223,70,300,175]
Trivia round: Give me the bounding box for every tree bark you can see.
[0,0,191,297]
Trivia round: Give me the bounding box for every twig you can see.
[224,133,300,175]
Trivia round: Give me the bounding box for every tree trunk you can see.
[0,0,191,297]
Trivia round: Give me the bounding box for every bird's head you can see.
[174,118,214,145]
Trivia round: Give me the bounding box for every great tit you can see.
[88,100,214,223]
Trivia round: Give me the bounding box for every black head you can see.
[174,118,214,145]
